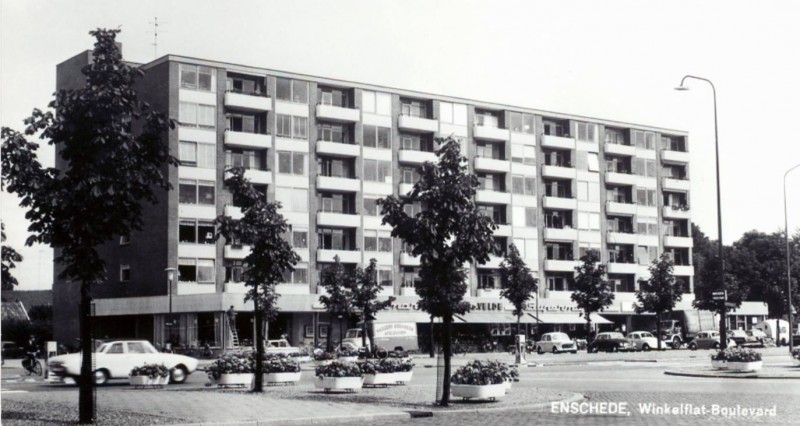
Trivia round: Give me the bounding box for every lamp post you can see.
[165,268,176,350]
[784,163,800,351]
[675,75,728,348]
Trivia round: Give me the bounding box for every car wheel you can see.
[611,345,619,353]
[713,342,720,350]
[537,346,544,355]
[672,338,681,350]
[642,344,650,352]
[689,342,697,350]
[552,346,557,354]
[93,369,109,386]
[170,366,189,384]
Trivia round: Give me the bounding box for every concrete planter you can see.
[504,379,513,392]
[726,361,762,372]
[215,373,254,388]
[315,376,363,392]
[394,371,413,384]
[337,356,358,363]
[265,372,301,385]
[314,360,333,367]
[711,359,728,370]
[451,383,505,401]
[363,373,396,386]
[129,375,169,387]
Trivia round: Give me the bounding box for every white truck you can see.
[342,322,419,352]
[656,310,717,349]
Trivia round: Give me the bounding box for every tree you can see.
[215,167,299,392]
[351,258,395,355]
[499,244,538,335]
[378,137,496,406]
[693,245,748,312]
[571,250,614,342]
[1,29,175,423]
[1,222,23,290]
[318,256,354,352]
[634,253,684,350]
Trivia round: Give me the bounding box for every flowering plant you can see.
[129,364,170,379]
[450,360,507,386]
[337,347,359,358]
[314,351,336,361]
[791,347,800,361]
[315,361,362,378]
[264,356,301,374]
[360,358,414,374]
[206,353,255,380]
[711,347,762,362]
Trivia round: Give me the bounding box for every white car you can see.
[534,332,578,354]
[627,331,664,351]
[48,340,198,385]
[265,339,300,356]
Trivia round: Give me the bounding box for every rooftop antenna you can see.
[148,17,167,59]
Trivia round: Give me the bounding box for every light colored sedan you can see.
[534,332,578,354]
[48,340,198,385]
[688,331,737,350]
[626,331,664,351]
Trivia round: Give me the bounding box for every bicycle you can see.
[22,351,42,376]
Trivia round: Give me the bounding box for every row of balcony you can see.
[541,259,693,276]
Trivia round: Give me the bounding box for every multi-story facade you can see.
[53,48,705,349]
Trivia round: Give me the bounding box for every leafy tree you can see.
[318,256,354,352]
[571,249,614,341]
[378,137,495,406]
[1,222,23,290]
[692,245,747,312]
[634,253,684,350]
[351,258,395,355]
[1,29,175,423]
[499,244,538,334]
[215,167,299,392]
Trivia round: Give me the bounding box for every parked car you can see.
[746,329,767,346]
[533,332,578,354]
[729,329,750,346]
[2,341,24,359]
[48,340,198,385]
[587,332,636,353]
[626,331,664,351]
[687,331,737,350]
[265,339,300,356]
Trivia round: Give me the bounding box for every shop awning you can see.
[373,311,442,324]
[456,311,537,324]
[528,312,613,325]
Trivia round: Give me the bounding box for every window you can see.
[120,265,130,282]
[179,102,215,128]
[378,268,393,287]
[318,122,352,144]
[180,141,216,168]
[277,151,306,175]
[577,212,600,230]
[547,274,574,291]
[275,77,308,103]
[226,75,264,95]
[178,258,215,283]
[511,175,536,196]
[605,128,628,145]
[364,159,392,183]
[511,144,536,165]
[318,228,355,250]
[477,173,504,191]
[400,133,434,152]
[363,125,391,149]
[319,193,354,214]
[587,153,600,172]
[364,230,392,252]
[439,102,468,125]
[282,263,309,284]
[633,130,656,150]
[363,197,380,216]
[403,202,423,217]
[633,158,657,177]
[637,246,659,265]
[225,260,248,283]
[226,149,266,171]
[179,180,215,205]
[180,65,215,91]
[576,122,596,142]
[475,142,503,159]
[179,219,215,244]
[525,207,537,227]
[401,99,428,118]
[318,87,350,107]
[475,110,500,128]
[276,114,307,139]
[361,90,391,115]
[319,157,355,178]
[478,204,507,224]
[400,167,420,184]
[636,188,657,207]
[275,187,308,212]
[508,112,535,134]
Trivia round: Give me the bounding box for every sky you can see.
[2,0,800,290]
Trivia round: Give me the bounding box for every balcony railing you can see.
[608,253,636,263]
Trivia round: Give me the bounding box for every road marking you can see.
[0,390,29,394]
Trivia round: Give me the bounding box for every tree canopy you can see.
[571,249,614,334]
[500,244,538,333]
[351,258,395,352]
[1,222,23,290]
[318,255,354,352]
[635,253,683,350]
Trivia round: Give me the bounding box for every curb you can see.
[664,370,800,380]
[425,391,585,416]
[173,411,412,426]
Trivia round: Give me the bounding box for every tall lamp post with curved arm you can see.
[674,75,728,348]
[785,163,800,351]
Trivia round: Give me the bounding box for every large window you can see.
[400,99,429,118]
[226,74,265,96]
[364,159,392,183]
[179,102,215,129]
[475,142,503,159]
[577,212,601,231]
[400,167,420,184]
[439,102,468,125]
[226,149,266,170]
[511,144,536,165]
[512,206,537,227]
[635,188,657,207]
[511,175,536,196]
[633,158,657,177]
[363,125,391,149]
[576,122,596,142]
[277,151,306,175]
[179,180,215,205]
[475,110,500,128]
[508,112,535,134]
[275,78,308,103]
[400,133,433,152]
[275,187,308,212]
[292,228,309,249]
[632,130,656,150]
[364,230,392,252]
[228,113,267,134]
[319,192,355,214]
[276,114,308,139]
[605,128,628,145]
[318,87,350,107]
[179,219,215,244]
[180,65,215,91]
[180,141,215,168]
[318,122,352,144]
[317,228,355,250]
[363,196,381,216]
[282,263,309,284]
[361,90,391,115]
[178,258,215,283]
[319,157,355,178]
[225,260,248,283]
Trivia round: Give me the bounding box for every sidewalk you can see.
[665,363,800,379]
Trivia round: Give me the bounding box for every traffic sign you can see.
[712,291,726,301]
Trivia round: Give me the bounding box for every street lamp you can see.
[784,163,800,351]
[165,267,176,351]
[675,75,728,348]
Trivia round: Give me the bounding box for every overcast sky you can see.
[2,0,800,290]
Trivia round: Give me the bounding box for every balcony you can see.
[607,262,638,274]
[543,227,578,241]
[545,259,580,272]
[662,177,691,192]
[541,134,576,150]
[317,248,361,263]
[673,265,695,276]
[244,169,271,185]
[605,172,637,186]
[400,253,420,266]
[475,190,511,204]
[473,125,510,142]
[542,165,577,179]
[398,115,438,133]
[606,201,637,216]
[224,245,251,259]
[398,149,438,165]
[276,283,310,295]
[607,231,637,245]
[474,157,511,173]
[224,130,272,150]
[400,287,418,297]
[493,224,512,237]
[604,143,635,157]
[224,92,272,112]
[316,211,361,228]
[224,204,243,220]
[317,175,360,192]
[316,104,360,123]
[543,196,577,210]
[662,150,690,163]
[664,235,693,248]
[663,205,691,220]
[316,141,360,158]
[478,255,504,269]
[399,183,414,196]
[477,288,502,298]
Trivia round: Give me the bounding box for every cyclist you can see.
[21,336,42,376]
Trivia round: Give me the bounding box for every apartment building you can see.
[52,48,702,349]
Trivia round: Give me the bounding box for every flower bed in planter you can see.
[792,348,800,366]
[711,347,763,372]
[360,358,416,387]
[313,351,335,367]
[449,360,510,401]
[264,356,302,385]
[451,383,506,400]
[315,361,362,392]
[129,364,170,388]
[207,353,255,388]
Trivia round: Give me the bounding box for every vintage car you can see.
[587,332,636,353]
[626,331,664,351]
[265,339,301,356]
[688,331,737,350]
[47,340,198,385]
[533,332,578,354]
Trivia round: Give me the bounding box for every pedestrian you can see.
[227,305,237,329]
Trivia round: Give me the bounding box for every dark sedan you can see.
[588,332,636,353]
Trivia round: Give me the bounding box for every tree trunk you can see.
[339,318,344,350]
[78,286,94,424]
[429,316,435,358]
[517,314,522,335]
[326,319,333,353]
[253,297,263,393]
[440,313,453,406]
[586,311,592,351]
[361,315,368,353]
[656,312,662,351]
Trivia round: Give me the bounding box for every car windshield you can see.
[639,332,653,338]
[551,333,569,341]
[605,333,624,339]
[345,330,361,338]
[127,342,157,354]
